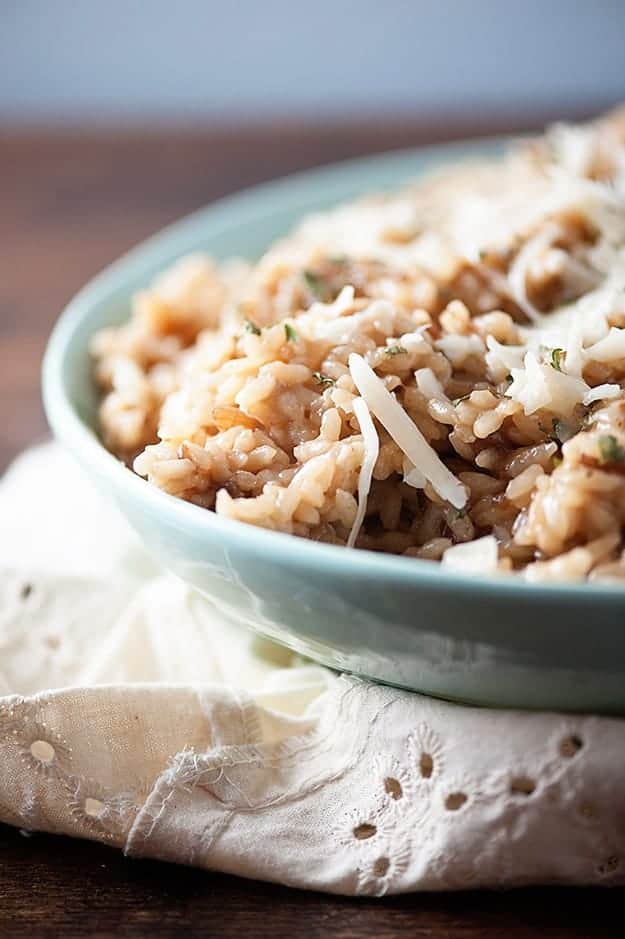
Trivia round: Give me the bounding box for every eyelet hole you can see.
[84,798,105,819]
[30,740,55,764]
[353,823,377,840]
[384,777,402,800]
[373,857,390,877]
[20,583,33,601]
[559,734,583,758]
[419,752,434,778]
[509,776,536,796]
[445,792,467,811]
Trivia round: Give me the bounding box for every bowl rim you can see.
[42,135,625,603]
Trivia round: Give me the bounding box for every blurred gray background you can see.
[2,0,624,123]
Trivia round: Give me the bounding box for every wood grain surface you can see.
[0,114,622,936]
[1,822,623,939]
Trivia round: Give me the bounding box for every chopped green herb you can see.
[552,455,563,468]
[550,347,566,371]
[598,434,625,464]
[312,371,335,388]
[384,344,407,357]
[303,270,326,298]
[244,318,261,335]
[284,322,298,342]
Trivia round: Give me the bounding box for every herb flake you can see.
[303,270,327,299]
[284,322,298,342]
[244,318,261,336]
[384,344,408,357]
[312,372,335,389]
[550,347,566,371]
[598,434,625,464]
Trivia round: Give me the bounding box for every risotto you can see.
[93,108,625,582]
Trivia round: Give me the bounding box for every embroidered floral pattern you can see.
[356,838,412,897]
[406,722,445,787]
[64,774,136,841]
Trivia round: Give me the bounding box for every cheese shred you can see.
[347,396,379,548]
[348,353,467,510]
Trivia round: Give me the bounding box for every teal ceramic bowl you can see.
[43,138,625,713]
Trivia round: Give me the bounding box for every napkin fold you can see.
[1,443,623,894]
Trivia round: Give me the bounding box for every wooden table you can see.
[1,115,622,936]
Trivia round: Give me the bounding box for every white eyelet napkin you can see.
[1,442,624,895]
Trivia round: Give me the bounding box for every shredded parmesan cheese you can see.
[414,367,449,402]
[506,351,589,417]
[348,353,467,509]
[347,396,379,548]
[585,327,625,362]
[402,456,427,490]
[485,336,525,383]
[583,383,622,406]
[506,223,559,323]
[442,535,499,574]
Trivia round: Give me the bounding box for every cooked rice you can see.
[92,107,625,582]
